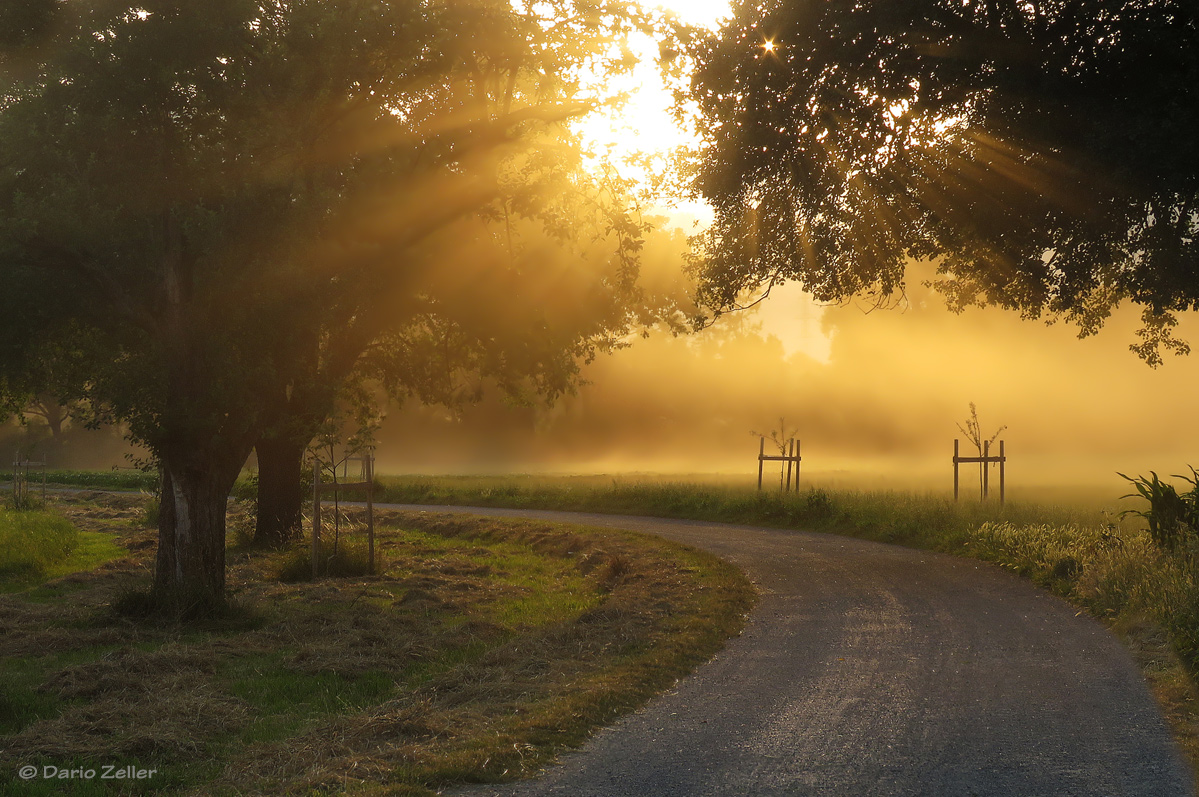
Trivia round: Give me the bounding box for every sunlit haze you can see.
[7,0,1197,505]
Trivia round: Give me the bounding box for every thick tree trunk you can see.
[253,434,308,547]
[153,451,245,612]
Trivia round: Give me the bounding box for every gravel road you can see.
[380,504,1193,797]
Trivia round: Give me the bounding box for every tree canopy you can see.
[685,0,1199,364]
[0,0,672,608]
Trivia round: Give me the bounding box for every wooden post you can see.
[953,439,960,501]
[999,440,1006,505]
[312,460,321,580]
[367,454,375,574]
[795,439,801,490]
[983,440,990,501]
[785,438,794,493]
[757,437,765,491]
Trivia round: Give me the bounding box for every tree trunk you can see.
[153,451,244,613]
[253,434,308,547]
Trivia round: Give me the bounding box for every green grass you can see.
[0,469,158,492]
[0,507,127,594]
[0,509,79,581]
[0,501,754,795]
[373,474,1120,549]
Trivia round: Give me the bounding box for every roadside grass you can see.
[0,495,755,795]
[374,474,1199,773]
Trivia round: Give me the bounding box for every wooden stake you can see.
[796,439,801,490]
[983,440,990,501]
[999,440,1006,505]
[785,438,794,492]
[312,461,321,580]
[953,439,960,502]
[367,454,375,574]
[757,437,765,491]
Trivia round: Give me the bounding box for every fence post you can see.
[785,438,794,493]
[312,461,321,580]
[367,453,375,574]
[757,437,764,491]
[983,440,990,500]
[999,440,1006,504]
[953,439,960,501]
[795,439,801,490]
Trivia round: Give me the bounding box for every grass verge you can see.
[0,494,754,795]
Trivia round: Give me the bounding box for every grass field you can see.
[7,470,1199,777]
[0,493,754,795]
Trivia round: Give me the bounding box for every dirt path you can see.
[377,505,1194,797]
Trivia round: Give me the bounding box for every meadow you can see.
[5,469,1199,774]
[0,492,753,795]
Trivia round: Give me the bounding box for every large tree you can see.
[0,0,665,610]
[684,0,1198,363]
[248,143,666,546]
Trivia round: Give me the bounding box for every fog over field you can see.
[371,257,1199,495]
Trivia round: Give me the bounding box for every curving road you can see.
[380,505,1194,797]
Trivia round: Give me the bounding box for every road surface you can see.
[384,505,1191,797]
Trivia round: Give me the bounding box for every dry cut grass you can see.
[0,498,755,796]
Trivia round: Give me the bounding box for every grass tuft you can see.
[275,541,381,582]
[0,508,79,582]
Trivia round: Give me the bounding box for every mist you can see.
[370,251,1199,496]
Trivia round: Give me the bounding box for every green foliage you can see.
[685,0,1199,363]
[1118,469,1199,553]
[141,495,160,528]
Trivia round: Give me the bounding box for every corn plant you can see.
[1118,468,1199,553]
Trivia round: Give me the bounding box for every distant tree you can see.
[751,416,798,490]
[683,0,1198,364]
[956,402,1006,495]
[0,1,671,610]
